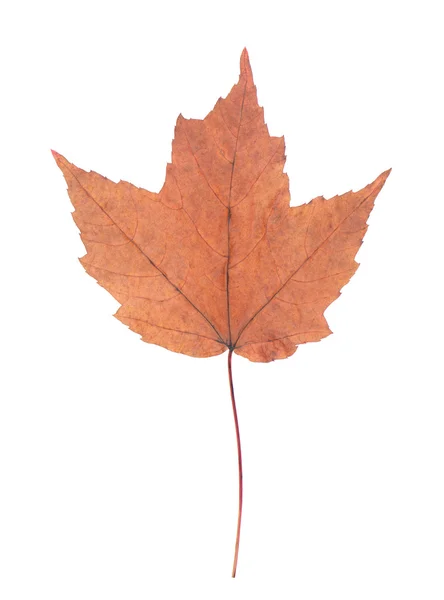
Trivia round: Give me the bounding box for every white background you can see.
[1,0,443,598]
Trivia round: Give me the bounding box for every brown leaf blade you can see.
[53,49,390,362]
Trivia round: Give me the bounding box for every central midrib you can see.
[226,79,248,349]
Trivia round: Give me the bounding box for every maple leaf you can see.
[52,49,390,576]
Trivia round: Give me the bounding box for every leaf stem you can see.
[228,349,243,578]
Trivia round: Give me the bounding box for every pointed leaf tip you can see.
[240,48,253,84]
[51,150,66,167]
[377,168,392,187]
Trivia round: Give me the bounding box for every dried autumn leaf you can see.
[53,49,390,576]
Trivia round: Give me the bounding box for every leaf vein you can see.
[234,188,376,347]
[121,316,224,343]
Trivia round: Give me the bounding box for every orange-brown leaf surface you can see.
[53,49,390,363]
